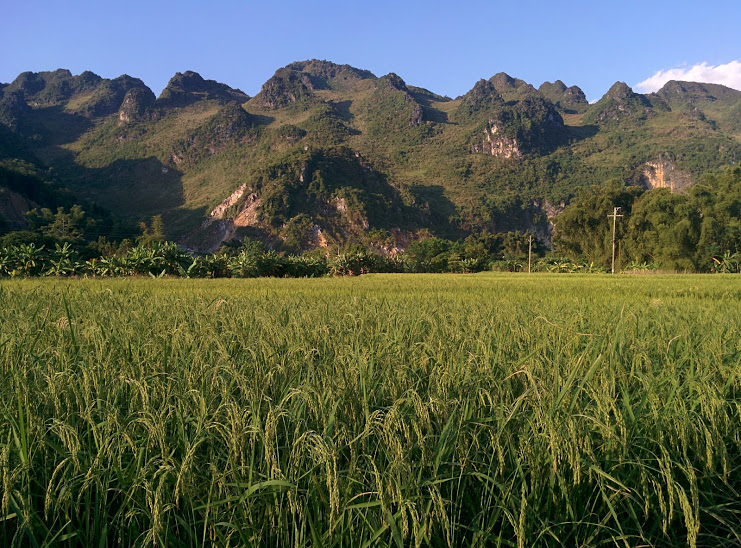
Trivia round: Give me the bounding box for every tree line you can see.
[2,162,740,277]
[553,162,741,272]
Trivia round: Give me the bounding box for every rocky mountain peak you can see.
[285,60,375,83]
[583,81,655,124]
[459,79,503,106]
[379,73,409,92]
[487,72,537,101]
[489,72,517,90]
[157,71,248,108]
[539,80,567,94]
[604,81,636,100]
[656,80,741,104]
[456,79,504,122]
[564,85,586,100]
[539,80,588,113]
[252,67,317,109]
[7,69,86,103]
[118,87,156,124]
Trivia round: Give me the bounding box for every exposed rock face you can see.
[205,184,262,228]
[640,153,694,192]
[307,224,330,249]
[194,184,263,252]
[233,193,261,227]
[471,95,564,157]
[208,183,249,220]
[472,122,522,158]
[157,71,248,108]
[537,199,565,246]
[118,87,156,123]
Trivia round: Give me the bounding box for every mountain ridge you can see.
[2,60,740,252]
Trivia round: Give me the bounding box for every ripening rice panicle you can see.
[0,275,740,546]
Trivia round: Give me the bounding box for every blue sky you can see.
[2,0,740,102]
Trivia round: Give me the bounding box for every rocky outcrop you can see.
[489,72,537,101]
[640,153,694,192]
[77,75,153,118]
[457,79,504,121]
[205,184,262,228]
[118,87,156,123]
[192,185,264,252]
[472,123,522,158]
[538,80,588,113]
[584,82,656,124]
[157,71,248,108]
[376,73,424,126]
[233,193,262,227]
[252,68,317,109]
[208,183,250,220]
[285,60,375,87]
[471,95,564,157]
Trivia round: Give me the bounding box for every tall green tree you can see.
[137,215,165,246]
[553,182,643,267]
[623,189,700,270]
[27,205,87,243]
[690,163,741,269]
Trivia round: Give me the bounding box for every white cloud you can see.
[635,60,741,93]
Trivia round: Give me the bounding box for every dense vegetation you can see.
[1,275,740,546]
[553,163,741,271]
[4,163,741,276]
[2,63,741,252]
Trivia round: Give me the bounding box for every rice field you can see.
[1,274,740,547]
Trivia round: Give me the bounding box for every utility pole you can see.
[608,207,623,274]
[528,234,532,274]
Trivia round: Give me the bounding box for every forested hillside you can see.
[1,61,740,257]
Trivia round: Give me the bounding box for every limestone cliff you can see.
[640,153,694,192]
[472,122,522,158]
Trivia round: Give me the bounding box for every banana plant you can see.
[0,246,18,277]
[229,250,259,278]
[45,242,82,276]
[16,243,46,276]
[711,251,741,273]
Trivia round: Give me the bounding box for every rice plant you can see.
[0,274,739,546]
